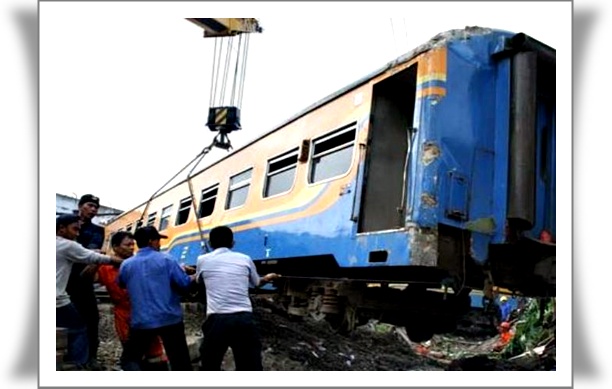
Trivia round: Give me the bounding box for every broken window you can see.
[199,185,218,218]
[176,197,192,226]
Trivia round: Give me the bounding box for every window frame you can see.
[159,204,173,231]
[146,212,157,227]
[307,123,358,185]
[263,148,299,199]
[198,184,219,219]
[175,196,193,226]
[225,167,254,210]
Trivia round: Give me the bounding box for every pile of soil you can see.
[254,297,445,371]
[95,295,554,371]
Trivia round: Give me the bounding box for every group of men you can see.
[56,194,280,371]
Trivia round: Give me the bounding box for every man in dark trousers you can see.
[118,226,195,371]
[56,214,121,369]
[65,194,105,370]
[195,225,280,371]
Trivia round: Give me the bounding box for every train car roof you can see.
[111,26,524,221]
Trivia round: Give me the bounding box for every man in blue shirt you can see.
[118,226,194,371]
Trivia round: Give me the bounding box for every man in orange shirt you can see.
[96,231,169,370]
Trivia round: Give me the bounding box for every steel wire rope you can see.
[230,33,244,107]
[220,36,234,105]
[238,34,251,109]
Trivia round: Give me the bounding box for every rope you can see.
[185,139,218,253]
[390,18,397,56]
[209,38,218,105]
[211,37,224,107]
[230,34,243,106]
[220,36,234,105]
[139,148,212,223]
[238,34,250,109]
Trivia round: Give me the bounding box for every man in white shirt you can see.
[195,226,279,370]
[56,214,121,369]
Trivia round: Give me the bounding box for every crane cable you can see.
[210,33,251,109]
[137,29,254,251]
[138,148,212,225]
[138,132,230,253]
[186,142,216,254]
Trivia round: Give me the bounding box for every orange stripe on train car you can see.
[162,175,351,249]
[417,47,447,81]
[416,86,447,98]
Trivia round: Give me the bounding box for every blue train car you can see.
[105,27,555,341]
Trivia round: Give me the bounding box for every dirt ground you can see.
[96,295,554,371]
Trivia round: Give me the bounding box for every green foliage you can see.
[501,298,555,357]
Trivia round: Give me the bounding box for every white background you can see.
[1,0,605,388]
[40,2,567,213]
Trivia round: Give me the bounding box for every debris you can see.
[92,296,554,371]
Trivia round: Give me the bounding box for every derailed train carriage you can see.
[104,26,556,341]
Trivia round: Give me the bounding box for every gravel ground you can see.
[95,296,553,371]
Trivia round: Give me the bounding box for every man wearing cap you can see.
[95,231,169,370]
[118,226,195,371]
[65,194,106,369]
[56,214,121,369]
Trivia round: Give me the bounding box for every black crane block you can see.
[206,106,241,133]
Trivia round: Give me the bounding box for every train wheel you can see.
[324,313,352,335]
[404,316,434,343]
[309,295,327,322]
[320,304,357,335]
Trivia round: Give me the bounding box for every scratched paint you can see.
[422,142,441,165]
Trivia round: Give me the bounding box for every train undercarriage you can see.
[252,230,555,343]
[264,277,473,343]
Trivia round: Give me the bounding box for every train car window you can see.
[226,168,253,209]
[125,224,133,233]
[264,149,298,198]
[146,212,157,227]
[199,185,219,218]
[309,124,357,183]
[159,205,173,231]
[135,219,144,230]
[176,197,192,226]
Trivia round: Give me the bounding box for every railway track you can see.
[94,287,111,304]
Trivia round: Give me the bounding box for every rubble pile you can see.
[95,296,555,371]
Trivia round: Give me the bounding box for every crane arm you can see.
[186,18,262,38]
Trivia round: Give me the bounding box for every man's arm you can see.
[247,259,261,288]
[80,264,100,281]
[258,273,280,286]
[168,258,194,290]
[195,256,205,284]
[65,240,118,265]
[247,259,280,287]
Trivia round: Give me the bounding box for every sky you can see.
[40,1,571,213]
[39,3,572,384]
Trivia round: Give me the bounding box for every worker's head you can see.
[134,226,168,251]
[78,194,100,221]
[209,226,234,249]
[56,214,81,240]
[111,231,135,260]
